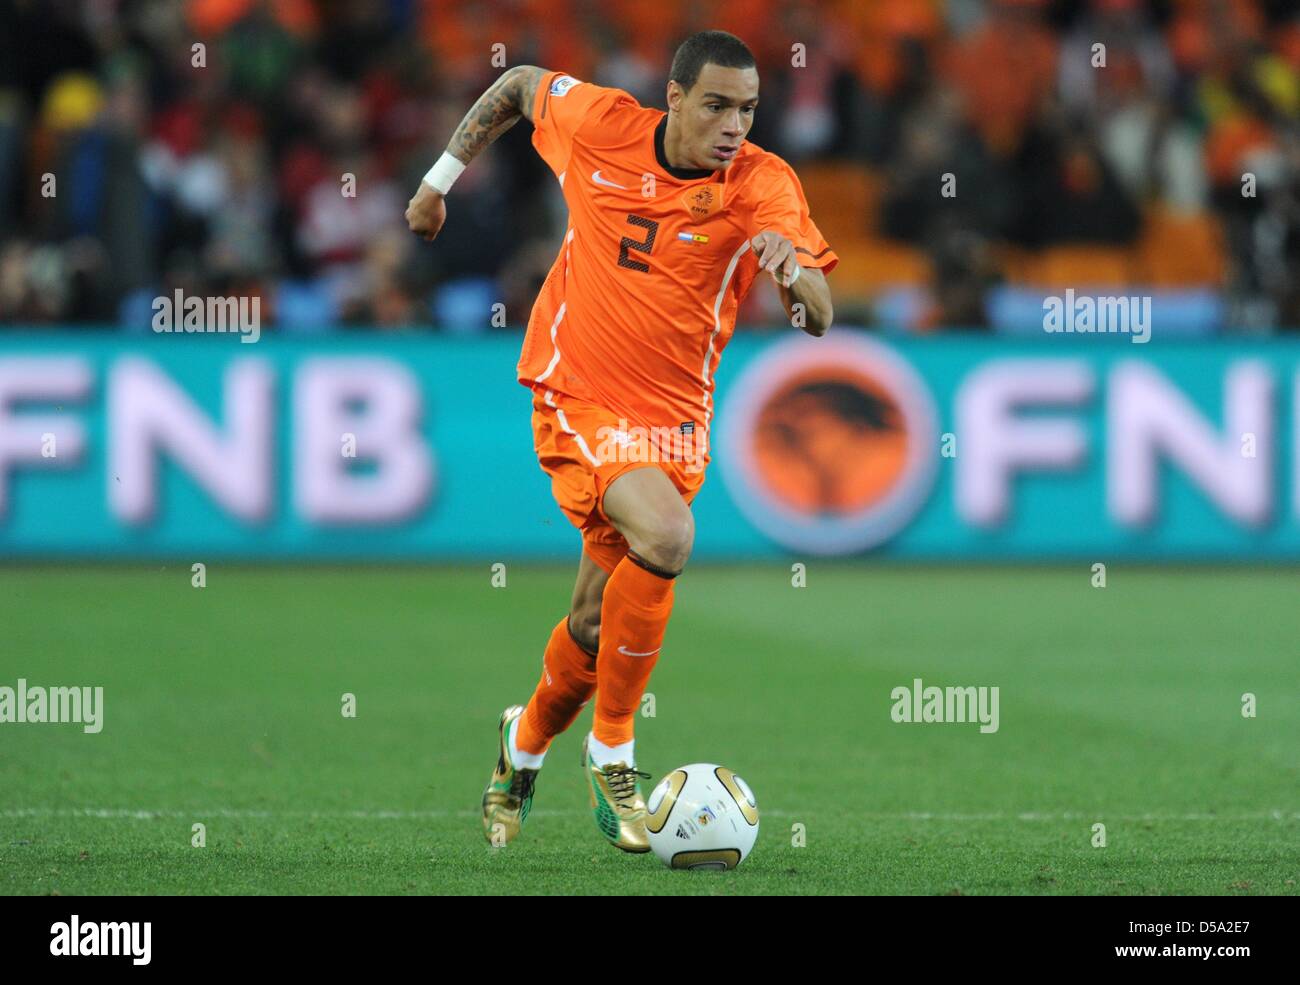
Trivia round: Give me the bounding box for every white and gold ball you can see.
[645,763,759,870]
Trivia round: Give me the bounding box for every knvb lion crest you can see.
[683,184,724,221]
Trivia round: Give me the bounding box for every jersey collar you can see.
[654,115,718,181]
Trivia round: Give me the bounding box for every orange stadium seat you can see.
[826,239,933,296]
[796,160,882,241]
[1002,245,1137,289]
[797,161,934,299]
[999,209,1227,291]
[1135,208,1227,287]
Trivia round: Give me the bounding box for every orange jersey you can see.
[517,71,838,465]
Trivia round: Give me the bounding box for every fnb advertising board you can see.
[0,331,1295,561]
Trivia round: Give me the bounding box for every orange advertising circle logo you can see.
[720,335,938,553]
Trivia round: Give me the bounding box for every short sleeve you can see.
[748,157,839,274]
[531,71,623,178]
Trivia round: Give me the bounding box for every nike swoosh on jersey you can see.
[591,170,628,189]
[617,645,661,657]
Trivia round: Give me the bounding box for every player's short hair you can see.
[669,31,756,93]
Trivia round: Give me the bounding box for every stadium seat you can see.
[827,239,933,298]
[796,161,882,240]
[1002,245,1137,289]
[1135,208,1227,287]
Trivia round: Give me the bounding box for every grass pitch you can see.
[1,564,1296,895]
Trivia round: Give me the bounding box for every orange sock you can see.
[515,616,597,755]
[593,552,676,746]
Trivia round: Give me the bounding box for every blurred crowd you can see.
[1,0,1298,332]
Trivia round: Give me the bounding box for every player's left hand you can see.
[750,230,799,288]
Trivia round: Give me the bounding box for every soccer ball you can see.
[645,763,759,870]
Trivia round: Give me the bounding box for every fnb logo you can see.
[720,336,938,554]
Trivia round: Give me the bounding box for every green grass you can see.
[1,565,1296,895]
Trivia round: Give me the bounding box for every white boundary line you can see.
[2,809,1296,821]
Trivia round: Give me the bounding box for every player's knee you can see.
[635,509,694,573]
[568,610,600,657]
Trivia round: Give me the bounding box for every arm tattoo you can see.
[447,65,545,165]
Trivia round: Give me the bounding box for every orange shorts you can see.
[529,383,707,574]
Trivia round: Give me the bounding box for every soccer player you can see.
[406,31,836,852]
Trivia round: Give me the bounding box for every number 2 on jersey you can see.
[617,214,659,272]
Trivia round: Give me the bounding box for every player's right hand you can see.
[405,183,447,241]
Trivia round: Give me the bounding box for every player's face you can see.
[669,63,760,170]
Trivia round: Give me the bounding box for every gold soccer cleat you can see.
[481,705,539,846]
[580,733,652,853]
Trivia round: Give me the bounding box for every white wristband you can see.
[422,152,466,194]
